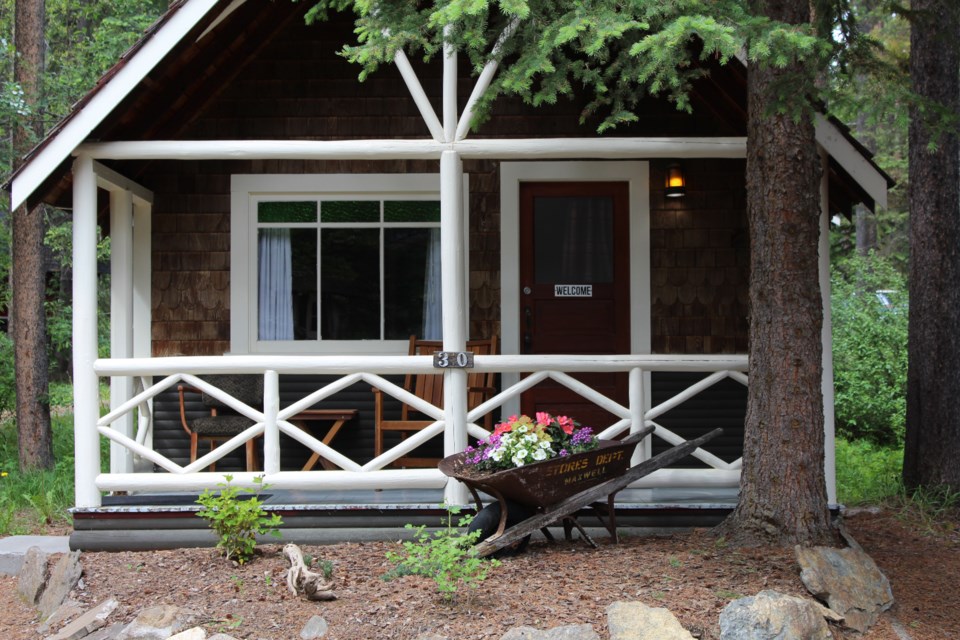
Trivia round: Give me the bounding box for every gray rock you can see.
[500,624,599,640]
[300,614,329,639]
[796,544,894,632]
[719,590,832,640]
[39,598,85,633]
[47,598,119,640]
[38,550,84,618]
[606,601,695,640]
[207,635,242,640]
[82,622,127,640]
[16,546,49,604]
[168,628,207,640]
[118,605,200,640]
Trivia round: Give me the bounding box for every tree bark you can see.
[903,0,960,492]
[12,0,54,471]
[716,0,835,545]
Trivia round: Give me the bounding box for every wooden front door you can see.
[519,181,631,430]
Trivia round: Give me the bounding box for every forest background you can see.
[0,0,926,533]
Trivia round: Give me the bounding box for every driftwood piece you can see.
[473,427,724,557]
[283,543,336,601]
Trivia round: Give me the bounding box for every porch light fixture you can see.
[665,163,686,198]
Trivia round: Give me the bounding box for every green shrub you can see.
[831,253,908,446]
[835,437,902,505]
[196,475,283,565]
[384,504,500,601]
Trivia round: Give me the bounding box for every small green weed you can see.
[196,475,283,565]
[715,589,743,601]
[383,504,500,602]
[668,556,682,568]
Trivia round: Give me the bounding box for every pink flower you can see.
[557,415,575,435]
[535,412,552,426]
[493,422,513,437]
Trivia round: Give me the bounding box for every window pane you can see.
[321,201,379,223]
[534,196,614,284]
[258,228,317,340]
[321,229,380,339]
[384,201,441,223]
[384,228,438,339]
[258,201,317,223]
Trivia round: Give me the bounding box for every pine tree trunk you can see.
[903,0,960,492]
[716,0,835,546]
[12,0,54,471]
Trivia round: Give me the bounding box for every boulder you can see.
[719,590,833,640]
[796,544,894,632]
[117,605,200,640]
[606,601,695,640]
[300,614,329,639]
[16,546,49,604]
[38,550,84,619]
[500,624,600,639]
[47,598,119,640]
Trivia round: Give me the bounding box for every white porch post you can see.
[441,149,469,506]
[263,370,281,474]
[73,155,102,508]
[132,198,153,470]
[110,189,135,473]
[820,151,837,505]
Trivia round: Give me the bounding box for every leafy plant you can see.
[383,504,500,601]
[834,437,903,505]
[196,475,282,565]
[831,253,908,446]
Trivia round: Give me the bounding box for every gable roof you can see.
[6,0,891,213]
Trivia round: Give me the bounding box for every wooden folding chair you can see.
[373,335,497,468]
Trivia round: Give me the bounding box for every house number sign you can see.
[554,284,593,297]
[433,351,475,369]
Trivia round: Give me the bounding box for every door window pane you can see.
[534,196,614,284]
[384,201,442,223]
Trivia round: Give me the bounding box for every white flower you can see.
[512,455,526,467]
[532,448,548,461]
[524,434,537,444]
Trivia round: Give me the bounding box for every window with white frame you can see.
[231,174,465,354]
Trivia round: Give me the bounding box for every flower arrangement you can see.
[463,412,598,472]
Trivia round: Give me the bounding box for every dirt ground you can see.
[1,506,957,640]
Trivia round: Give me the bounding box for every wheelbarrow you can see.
[440,426,723,557]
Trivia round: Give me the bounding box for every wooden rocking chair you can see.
[373,335,498,468]
[177,374,263,471]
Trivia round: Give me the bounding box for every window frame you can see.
[230,173,469,355]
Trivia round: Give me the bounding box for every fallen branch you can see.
[283,543,336,601]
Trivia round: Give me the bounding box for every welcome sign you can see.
[554,284,593,297]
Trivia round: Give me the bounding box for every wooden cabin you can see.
[5,0,889,548]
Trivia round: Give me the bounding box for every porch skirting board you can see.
[68,501,741,552]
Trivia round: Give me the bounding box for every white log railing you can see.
[89,354,748,500]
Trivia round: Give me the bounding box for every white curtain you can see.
[421,228,442,339]
[258,229,294,340]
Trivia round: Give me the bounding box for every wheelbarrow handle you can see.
[615,424,656,448]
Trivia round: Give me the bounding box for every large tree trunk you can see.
[716,0,835,546]
[12,0,54,471]
[903,0,960,492]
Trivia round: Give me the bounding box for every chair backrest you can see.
[401,335,498,419]
[200,374,264,410]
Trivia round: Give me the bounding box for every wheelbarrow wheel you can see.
[468,500,533,557]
